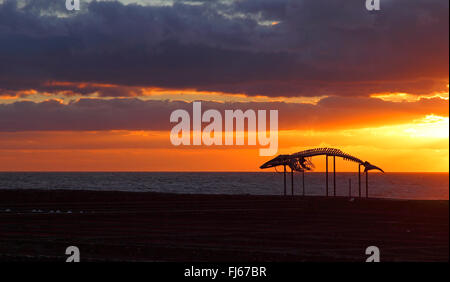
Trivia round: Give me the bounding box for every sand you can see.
[0,190,448,262]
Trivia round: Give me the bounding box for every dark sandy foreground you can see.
[0,190,448,262]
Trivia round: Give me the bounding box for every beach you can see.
[0,190,448,262]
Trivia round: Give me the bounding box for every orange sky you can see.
[0,0,448,172]
[1,86,449,172]
[0,109,448,172]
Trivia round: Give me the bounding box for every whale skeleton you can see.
[259,148,384,198]
[260,148,384,173]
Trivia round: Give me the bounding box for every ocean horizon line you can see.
[0,171,448,173]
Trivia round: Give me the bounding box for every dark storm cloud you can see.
[0,97,447,131]
[0,0,448,97]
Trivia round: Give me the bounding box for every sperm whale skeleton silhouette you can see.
[260,148,384,173]
[260,148,384,198]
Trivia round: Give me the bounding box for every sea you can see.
[0,172,448,200]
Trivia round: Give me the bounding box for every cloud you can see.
[0,0,448,98]
[0,96,447,131]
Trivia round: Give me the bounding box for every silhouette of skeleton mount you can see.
[260,147,384,198]
[260,147,383,172]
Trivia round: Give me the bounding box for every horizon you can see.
[1,170,448,173]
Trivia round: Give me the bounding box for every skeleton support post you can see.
[291,168,294,196]
[283,165,287,196]
[325,155,329,196]
[333,156,336,197]
[358,164,361,198]
[366,170,369,198]
[302,170,305,196]
[349,178,352,198]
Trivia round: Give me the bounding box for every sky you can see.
[0,0,448,172]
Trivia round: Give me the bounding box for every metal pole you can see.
[302,170,305,196]
[358,165,361,198]
[333,156,336,197]
[291,168,294,196]
[366,171,369,198]
[283,165,287,196]
[349,178,352,198]
[326,155,329,197]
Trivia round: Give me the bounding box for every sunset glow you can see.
[1,110,448,172]
[0,0,448,173]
